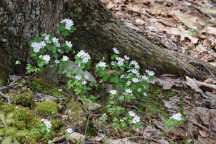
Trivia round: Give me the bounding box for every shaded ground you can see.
[102,0,216,66]
[1,0,216,144]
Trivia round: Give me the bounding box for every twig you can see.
[122,136,160,143]
[0,92,11,104]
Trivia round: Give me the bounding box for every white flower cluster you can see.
[74,74,87,85]
[116,57,125,67]
[31,41,46,53]
[60,19,74,30]
[40,54,51,64]
[129,60,140,69]
[128,111,140,124]
[41,119,52,132]
[127,69,140,76]
[76,50,91,64]
[96,61,106,69]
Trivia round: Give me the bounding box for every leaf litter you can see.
[99,0,216,143]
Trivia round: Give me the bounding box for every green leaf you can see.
[109,76,119,83]
[5,127,17,135]
[16,130,28,137]
[58,25,65,31]
[0,129,5,136]
[13,138,20,144]
[7,113,14,119]
[0,112,5,119]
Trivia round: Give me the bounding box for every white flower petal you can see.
[170,113,182,121]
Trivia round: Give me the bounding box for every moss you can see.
[65,99,86,126]
[9,90,34,108]
[51,119,66,134]
[0,104,15,113]
[35,101,58,117]
[0,104,56,143]
[29,78,66,98]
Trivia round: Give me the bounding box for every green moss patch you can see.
[65,99,86,126]
[9,90,34,108]
[35,101,58,117]
[29,78,66,98]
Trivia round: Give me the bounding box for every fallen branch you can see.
[0,92,11,104]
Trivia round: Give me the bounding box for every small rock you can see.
[33,92,58,102]
[0,86,10,93]
[87,102,101,111]
[70,132,85,144]
[41,61,96,84]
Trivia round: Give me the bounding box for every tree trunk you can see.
[0,0,215,80]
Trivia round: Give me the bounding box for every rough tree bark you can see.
[0,0,216,81]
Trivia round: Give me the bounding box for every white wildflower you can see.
[109,90,117,95]
[120,74,125,79]
[132,78,140,83]
[124,55,130,60]
[129,60,140,69]
[125,89,132,94]
[126,81,131,86]
[75,75,82,80]
[96,61,106,68]
[52,37,60,47]
[82,80,87,85]
[31,41,46,53]
[145,70,155,76]
[44,34,51,44]
[65,41,72,48]
[113,47,119,54]
[128,111,136,117]
[66,128,73,134]
[143,92,147,96]
[116,57,125,67]
[76,50,91,64]
[60,19,74,30]
[55,60,60,64]
[41,55,50,64]
[132,115,140,123]
[41,119,52,131]
[170,113,182,121]
[128,69,140,76]
[111,61,116,66]
[141,75,148,81]
[62,55,69,61]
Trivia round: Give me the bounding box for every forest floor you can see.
[100,0,216,143]
[1,0,216,144]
